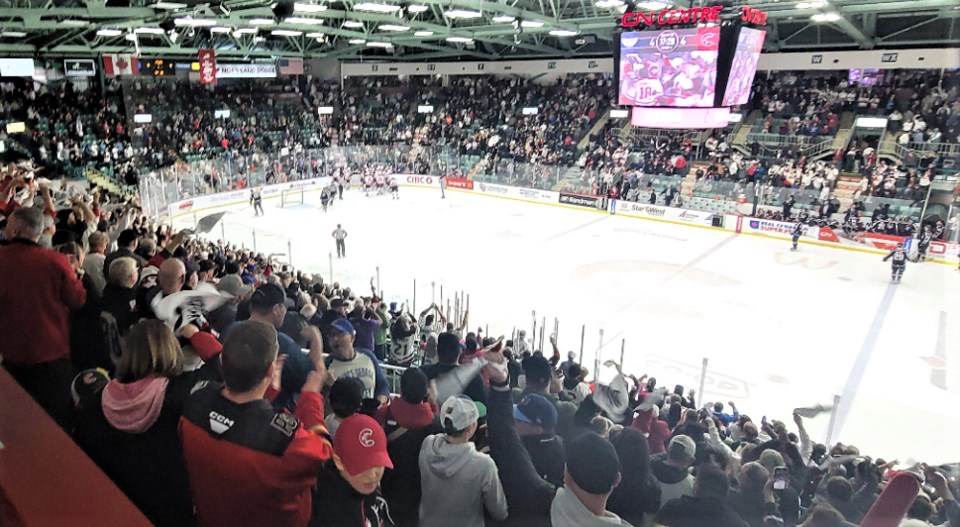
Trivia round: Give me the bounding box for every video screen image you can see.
[721,27,766,107]
[618,27,720,108]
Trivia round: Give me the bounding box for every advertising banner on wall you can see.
[401,174,440,188]
[612,200,714,226]
[216,63,277,78]
[559,192,603,209]
[445,178,474,190]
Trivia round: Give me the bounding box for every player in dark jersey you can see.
[916,225,932,261]
[388,176,399,200]
[791,222,804,251]
[320,188,330,212]
[250,187,264,216]
[883,242,913,283]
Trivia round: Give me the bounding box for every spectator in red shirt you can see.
[0,206,87,426]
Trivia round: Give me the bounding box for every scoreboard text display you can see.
[139,58,177,77]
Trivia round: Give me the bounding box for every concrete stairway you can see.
[730,110,762,151]
[579,109,612,151]
[833,173,862,209]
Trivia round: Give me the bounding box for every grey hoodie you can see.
[418,433,509,527]
[550,486,633,527]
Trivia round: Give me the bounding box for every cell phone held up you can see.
[773,466,789,491]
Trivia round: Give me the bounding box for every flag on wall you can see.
[278,58,304,75]
[198,49,216,84]
[102,54,139,76]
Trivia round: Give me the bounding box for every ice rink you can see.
[179,185,959,463]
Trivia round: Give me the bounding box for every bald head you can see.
[158,258,186,294]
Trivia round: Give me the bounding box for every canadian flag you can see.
[102,54,139,76]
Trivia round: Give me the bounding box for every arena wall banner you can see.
[817,227,960,257]
[445,178,474,190]
[399,174,440,188]
[473,182,558,204]
[726,215,819,240]
[611,200,714,226]
[559,192,604,210]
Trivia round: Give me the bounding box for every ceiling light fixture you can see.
[175,17,218,27]
[152,1,187,9]
[366,41,393,47]
[293,2,328,12]
[446,36,473,43]
[234,27,258,34]
[306,31,325,37]
[285,16,325,24]
[342,20,364,28]
[248,17,275,25]
[134,27,166,34]
[445,8,482,18]
[520,20,544,28]
[811,12,840,21]
[492,15,516,22]
[796,0,826,8]
[633,1,669,9]
[354,2,401,12]
[378,23,410,31]
[96,28,123,36]
[549,29,578,36]
[1,31,27,37]
[60,19,90,26]
[271,29,303,36]
[210,26,233,33]
[594,0,625,7]
[348,38,367,44]
[414,30,433,36]
[406,4,428,12]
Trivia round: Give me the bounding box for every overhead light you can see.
[1,31,27,37]
[305,31,325,37]
[595,0,625,7]
[811,12,841,21]
[152,1,187,8]
[342,20,364,28]
[234,27,258,34]
[169,30,180,42]
[271,29,303,36]
[379,24,410,31]
[446,36,473,43]
[134,27,166,34]
[633,1,669,9]
[60,19,89,26]
[796,0,826,8]
[285,16,325,24]
[348,38,367,44]
[96,28,123,36]
[254,36,266,42]
[210,26,233,33]
[248,17,275,25]
[125,33,137,41]
[492,15,515,22]
[354,2,401,12]
[175,17,218,27]
[366,41,393,47]
[293,2,328,12]
[406,4,428,12]
[445,8,482,18]
[520,20,544,28]
[414,30,433,36]
[549,29,578,36]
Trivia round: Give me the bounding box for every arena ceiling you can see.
[0,0,957,61]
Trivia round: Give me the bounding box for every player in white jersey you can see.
[388,176,399,199]
[375,173,386,195]
[363,173,375,197]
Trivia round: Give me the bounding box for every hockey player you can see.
[790,222,804,251]
[320,188,330,212]
[917,225,932,261]
[363,172,375,197]
[375,172,386,196]
[883,242,913,283]
[388,176,399,200]
[250,187,264,216]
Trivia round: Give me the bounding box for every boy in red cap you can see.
[311,413,394,526]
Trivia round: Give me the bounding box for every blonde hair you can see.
[118,319,183,382]
[108,256,138,286]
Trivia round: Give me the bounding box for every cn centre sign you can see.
[621,6,722,27]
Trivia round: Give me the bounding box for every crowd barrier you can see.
[157,172,959,266]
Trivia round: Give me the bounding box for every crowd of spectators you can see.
[2,155,958,527]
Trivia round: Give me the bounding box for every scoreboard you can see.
[139,58,177,77]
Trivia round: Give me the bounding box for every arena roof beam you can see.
[829,15,875,48]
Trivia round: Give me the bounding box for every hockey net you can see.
[280,188,304,208]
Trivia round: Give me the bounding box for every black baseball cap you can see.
[250,283,286,309]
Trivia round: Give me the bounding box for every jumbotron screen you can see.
[617,27,720,108]
[720,27,766,107]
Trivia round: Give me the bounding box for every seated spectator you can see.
[0,206,86,426]
[74,319,222,527]
[654,463,749,527]
[377,367,440,527]
[419,394,508,527]
[652,435,697,507]
[310,413,394,527]
[180,321,333,527]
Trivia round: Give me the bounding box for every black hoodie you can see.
[310,459,394,527]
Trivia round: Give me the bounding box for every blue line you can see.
[832,283,898,439]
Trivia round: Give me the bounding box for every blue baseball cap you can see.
[514,393,558,433]
[330,317,355,335]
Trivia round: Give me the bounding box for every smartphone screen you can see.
[773,466,789,490]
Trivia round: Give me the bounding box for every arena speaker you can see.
[272,1,295,20]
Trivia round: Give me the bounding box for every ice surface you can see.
[175,185,959,463]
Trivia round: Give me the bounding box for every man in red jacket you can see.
[180,320,334,527]
[0,206,86,426]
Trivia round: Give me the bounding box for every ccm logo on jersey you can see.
[209,411,235,434]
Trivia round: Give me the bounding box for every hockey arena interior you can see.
[0,0,958,526]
